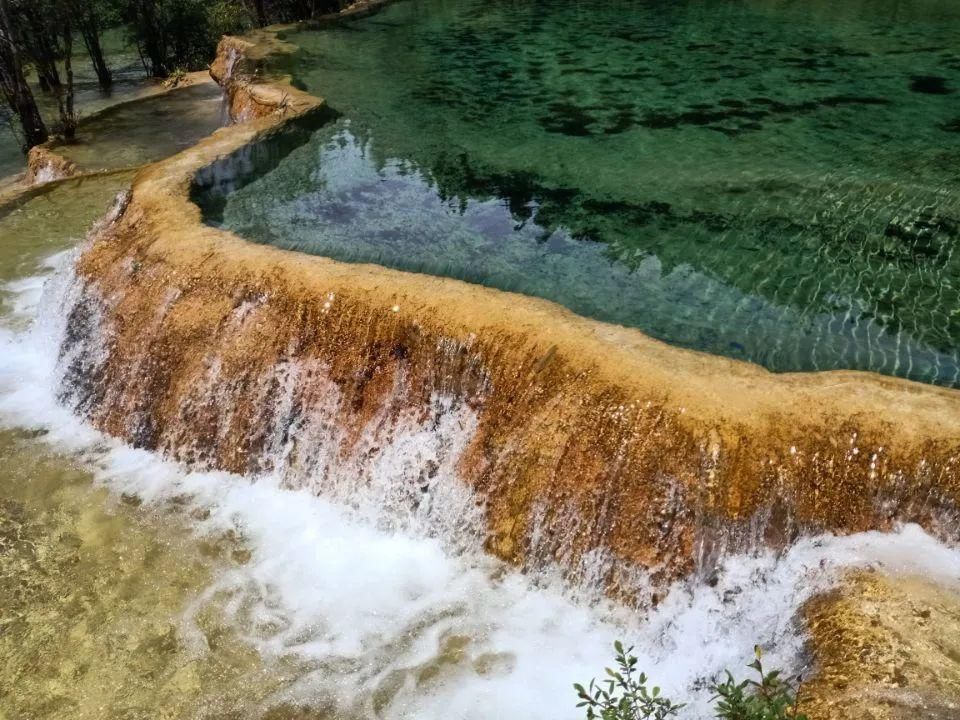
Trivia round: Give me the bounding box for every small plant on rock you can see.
[163,67,189,89]
[710,646,808,720]
[576,643,808,720]
[574,641,686,720]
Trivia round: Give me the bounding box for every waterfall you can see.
[3,234,960,719]
[218,47,241,126]
[64,187,960,594]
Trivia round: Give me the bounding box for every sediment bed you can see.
[65,23,960,599]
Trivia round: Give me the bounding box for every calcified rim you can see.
[191,13,958,442]
[72,0,960,582]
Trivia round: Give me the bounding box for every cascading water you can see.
[4,0,960,712]
[2,195,960,718]
[218,47,242,126]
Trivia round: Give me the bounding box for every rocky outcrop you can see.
[210,31,308,123]
[25,146,77,185]
[208,36,252,87]
[804,572,960,719]
[211,0,395,123]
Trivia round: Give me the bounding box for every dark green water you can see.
[196,0,960,386]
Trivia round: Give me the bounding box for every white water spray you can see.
[2,249,959,719]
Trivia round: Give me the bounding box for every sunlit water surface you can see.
[52,82,226,172]
[198,0,960,386]
[0,29,153,180]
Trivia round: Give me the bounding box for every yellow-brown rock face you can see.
[25,146,77,185]
[60,25,960,599]
[805,572,960,720]
[211,31,314,124]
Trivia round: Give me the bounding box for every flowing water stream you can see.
[3,3,960,718]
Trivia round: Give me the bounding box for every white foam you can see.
[1,251,959,719]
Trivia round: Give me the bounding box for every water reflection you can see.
[196,113,960,386]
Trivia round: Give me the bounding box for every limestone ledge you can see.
[805,572,960,719]
[24,146,77,186]
[212,1,395,123]
[69,18,960,597]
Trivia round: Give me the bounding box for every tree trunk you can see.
[32,46,62,93]
[254,0,268,27]
[39,63,62,92]
[19,7,62,92]
[0,0,48,149]
[135,0,168,77]
[59,20,76,141]
[79,11,111,89]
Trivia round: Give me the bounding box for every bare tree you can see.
[132,0,169,77]
[72,0,112,89]
[58,16,76,140]
[12,0,62,92]
[0,0,48,149]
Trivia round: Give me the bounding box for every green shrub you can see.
[574,641,685,720]
[575,643,808,720]
[710,647,808,720]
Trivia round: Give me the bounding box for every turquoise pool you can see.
[195,0,960,386]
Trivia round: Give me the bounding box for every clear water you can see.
[53,82,224,172]
[197,0,960,386]
[0,172,134,284]
[0,28,150,180]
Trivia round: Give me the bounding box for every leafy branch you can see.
[711,646,808,720]
[575,643,808,720]
[574,640,686,720]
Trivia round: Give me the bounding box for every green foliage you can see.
[576,643,807,720]
[208,0,254,39]
[711,647,808,720]
[162,65,187,88]
[128,0,254,76]
[574,641,686,720]
[260,0,348,24]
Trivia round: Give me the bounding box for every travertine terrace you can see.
[68,18,960,598]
